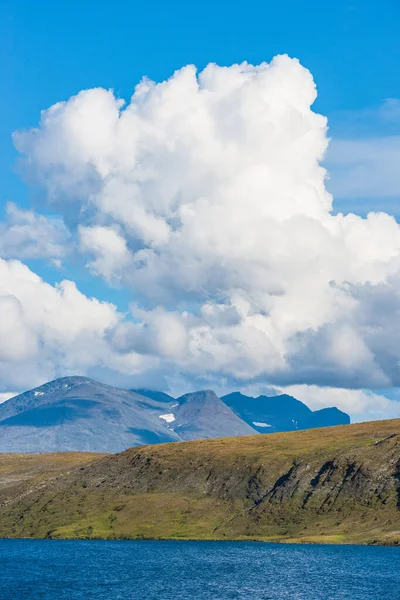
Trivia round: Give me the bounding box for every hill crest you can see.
[0,418,399,545]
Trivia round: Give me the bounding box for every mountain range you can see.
[0,376,349,453]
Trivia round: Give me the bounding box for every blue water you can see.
[0,539,399,599]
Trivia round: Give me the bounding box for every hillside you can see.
[0,377,349,453]
[1,419,400,545]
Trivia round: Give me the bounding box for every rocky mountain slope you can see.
[0,378,256,452]
[0,377,349,453]
[0,377,181,452]
[171,391,256,440]
[1,419,400,545]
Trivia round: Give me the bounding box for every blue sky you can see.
[1,0,399,205]
[0,0,399,420]
[1,0,399,294]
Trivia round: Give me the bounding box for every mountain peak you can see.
[37,375,96,388]
[177,390,219,404]
[0,379,350,453]
[221,391,349,433]
[0,378,181,452]
[172,390,256,440]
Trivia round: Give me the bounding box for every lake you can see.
[0,539,399,599]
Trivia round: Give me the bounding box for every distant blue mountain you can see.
[130,389,175,403]
[309,406,350,428]
[220,392,350,433]
[0,378,350,453]
[0,377,181,453]
[0,378,255,453]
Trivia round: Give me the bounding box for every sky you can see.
[0,0,400,421]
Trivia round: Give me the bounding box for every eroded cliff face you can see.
[1,420,400,545]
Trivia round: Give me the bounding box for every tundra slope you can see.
[1,419,400,545]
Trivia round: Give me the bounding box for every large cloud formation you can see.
[0,258,121,391]
[2,55,400,419]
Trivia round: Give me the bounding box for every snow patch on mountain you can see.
[159,413,175,423]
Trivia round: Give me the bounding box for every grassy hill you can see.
[1,419,400,545]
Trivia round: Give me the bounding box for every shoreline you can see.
[1,534,399,547]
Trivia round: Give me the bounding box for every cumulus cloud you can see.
[4,55,400,418]
[0,258,127,391]
[0,392,16,405]
[79,224,133,283]
[0,202,70,264]
[279,385,400,424]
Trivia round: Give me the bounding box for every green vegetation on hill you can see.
[1,420,400,545]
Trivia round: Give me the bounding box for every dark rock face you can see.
[0,377,350,453]
[221,392,350,433]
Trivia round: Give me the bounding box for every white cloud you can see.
[4,56,400,419]
[0,257,129,390]
[0,202,70,264]
[279,384,400,423]
[79,224,133,283]
[0,392,16,405]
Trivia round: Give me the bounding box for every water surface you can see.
[0,539,399,599]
